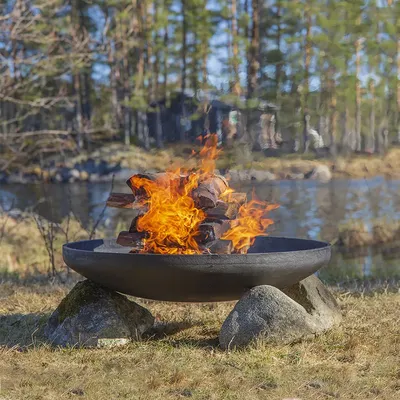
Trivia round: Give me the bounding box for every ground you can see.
[1,281,399,400]
[20,143,400,180]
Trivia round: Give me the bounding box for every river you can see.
[1,176,400,289]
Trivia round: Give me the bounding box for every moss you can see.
[56,280,110,323]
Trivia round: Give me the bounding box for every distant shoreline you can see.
[1,144,399,185]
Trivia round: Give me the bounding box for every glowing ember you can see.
[116,134,278,254]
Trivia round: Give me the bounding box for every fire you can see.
[131,172,205,254]
[125,134,278,255]
[221,198,279,253]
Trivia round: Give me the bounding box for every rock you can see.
[219,275,341,349]
[249,169,277,182]
[226,169,276,183]
[80,170,89,181]
[70,169,81,179]
[97,160,109,175]
[286,172,304,180]
[89,173,101,182]
[8,173,28,184]
[306,165,332,182]
[44,280,154,348]
[0,171,8,183]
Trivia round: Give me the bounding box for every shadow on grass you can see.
[0,313,48,348]
[146,320,221,349]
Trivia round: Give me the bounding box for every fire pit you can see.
[63,135,331,301]
[63,236,330,302]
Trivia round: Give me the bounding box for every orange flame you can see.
[221,198,279,253]
[128,134,278,254]
[133,172,205,254]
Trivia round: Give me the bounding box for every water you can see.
[1,176,400,288]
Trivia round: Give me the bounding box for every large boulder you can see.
[219,275,341,349]
[44,280,154,348]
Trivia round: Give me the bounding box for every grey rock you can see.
[249,169,277,182]
[44,280,154,348]
[219,275,341,349]
[70,169,81,179]
[286,172,305,180]
[307,165,332,182]
[8,173,27,184]
[89,173,101,182]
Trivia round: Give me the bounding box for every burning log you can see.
[205,201,240,220]
[191,175,230,210]
[106,193,136,209]
[207,239,233,254]
[224,192,247,205]
[196,221,231,244]
[116,231,146,249]
[204,174,229,196]
[191,184,218,209]
[129,213,144,233]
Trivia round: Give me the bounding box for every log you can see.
[126,173,169,196]
[205,201,240,220]
[106,193,136,209]
[191,183,218,209]
[207,239,233,254]
[195,221,231,244]
[128,213,144,233]
[223,192,247,205]
[116,231,146,248]
[201,174,229,197]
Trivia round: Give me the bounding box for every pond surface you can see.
[1,176,400,288]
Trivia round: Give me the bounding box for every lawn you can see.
[1,281,399,400]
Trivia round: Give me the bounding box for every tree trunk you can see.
[369,80,375,153]
[180,0,188,142]
[231,0,240,94]
[397,38,400,142]
[304,1,311,113]
[275,0,282,100]
[163,29,168,100]
[247,0,259,98]
[355,38,362,152]
[74,73,84,150]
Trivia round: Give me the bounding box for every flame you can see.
[132,172,205,254]
[221,198,279,253]
[127,134,278,254]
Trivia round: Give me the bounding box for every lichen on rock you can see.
[44,280,154,348]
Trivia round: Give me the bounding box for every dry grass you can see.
[1,282,399,400]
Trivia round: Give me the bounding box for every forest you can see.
[1,0,400,171]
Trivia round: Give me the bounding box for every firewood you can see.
[207,239,233,254]
[106,193,136,208]
[116,231,146,248]
[224,192,247,205]
[128,213,144,233]
[195,221,231,244]
[191,183,218,209]
[201,174,229,197]
[236,245,251,254]
[126,173,169,196]
[205,201,240,220]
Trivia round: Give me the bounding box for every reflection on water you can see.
[1,176,400,286]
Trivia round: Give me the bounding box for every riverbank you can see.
[1,144,400,184]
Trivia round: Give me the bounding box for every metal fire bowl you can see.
[63,237,331,302]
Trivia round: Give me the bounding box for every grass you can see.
[1,200,399,399]
[1,283,399,400]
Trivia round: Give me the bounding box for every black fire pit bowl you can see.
[63,236,331,302]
